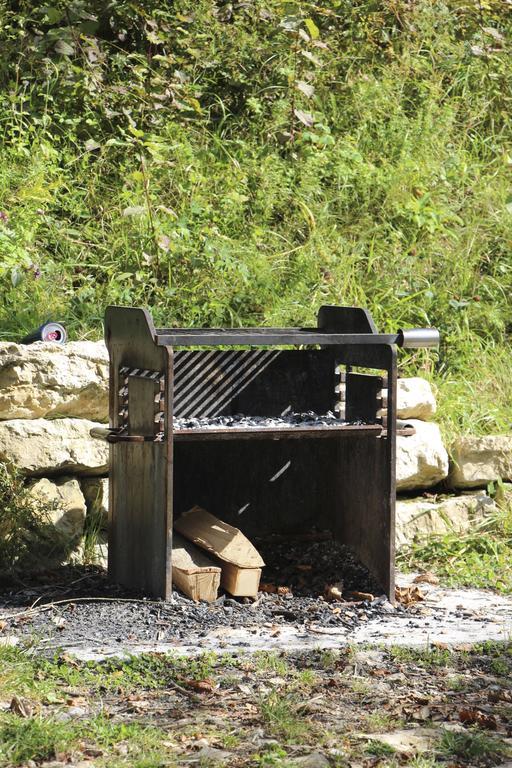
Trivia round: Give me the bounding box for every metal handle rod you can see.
[396,328,440,348]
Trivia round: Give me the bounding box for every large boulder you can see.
[396,420,449,491]
[395,491,496,549]
[397,377,436,420]
[0,418,108,476]
[449,435,512,488]
[28,477,87,544]
[0,340,108,421]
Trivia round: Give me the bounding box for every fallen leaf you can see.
[10,695,33,718]
[483,26,504,42]
[260,583,277,594]
[459,708,497,730]
[413,572,440,586]
[395,585,424,605]
[277,586,290,596]
[184,679,214,694]
[413,705,431,720]
[128,699,150,711]
[55,39,75,56]
[296,564,312,572]
[294,108,315,127]
[488,687,512,703]
[84,138,101,152]
[301,50,322,66]
[123,205,146,217]
[296,80,315,98]
[371,669,389,677]
[0,621,6,632]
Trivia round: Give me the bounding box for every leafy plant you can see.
[397,503,512,593]
[439,728,510,764]
[259,690,311,742]
[0,0,510,438]
[0,462,68,575]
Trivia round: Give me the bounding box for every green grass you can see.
[364,739,396,757]
[362,712,404,734]
[1,643,512,766]
[254,652,290,677]
[0,1,510,438]
[439,728,511,764]
[0,646,228,703]
[259,691,312,742]
[0,713,173,768]
[387,646,454,669]
[397,502,512,593]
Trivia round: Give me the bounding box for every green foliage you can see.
[0,716,78,765]
[439,728,510,764]
[0,1,511,434]
[0,712,173,768]
[387,646,453,668]
[397,502,512,593]
[364,739,396,757]
[0,462,68,575]
[259,690,311,742]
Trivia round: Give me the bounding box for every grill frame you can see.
[103,305,434,601]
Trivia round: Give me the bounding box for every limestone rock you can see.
[195,747,232,765]
[92,540,108,570]
[290,753,330,768]
[0,418,108,476]
[359,728,438,754]
[397,377,436,420]
[81,477,109,527]
[450,435,512,488]
[0,340,108,421]
[396,420,449,491]
[28,477,86,543]
[396,492,496,549]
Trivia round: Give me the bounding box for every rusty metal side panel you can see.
[335,344,397,599]
[104,306,173,599]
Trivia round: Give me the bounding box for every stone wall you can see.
[0,340,509,565]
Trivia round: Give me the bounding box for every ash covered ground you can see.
[0,537,400,649]
[2,536,508,657]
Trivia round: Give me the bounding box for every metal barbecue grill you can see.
[95,305,439,601]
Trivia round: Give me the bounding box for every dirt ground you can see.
[0,640,511,767]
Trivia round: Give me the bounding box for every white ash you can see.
[174,412,365,430]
